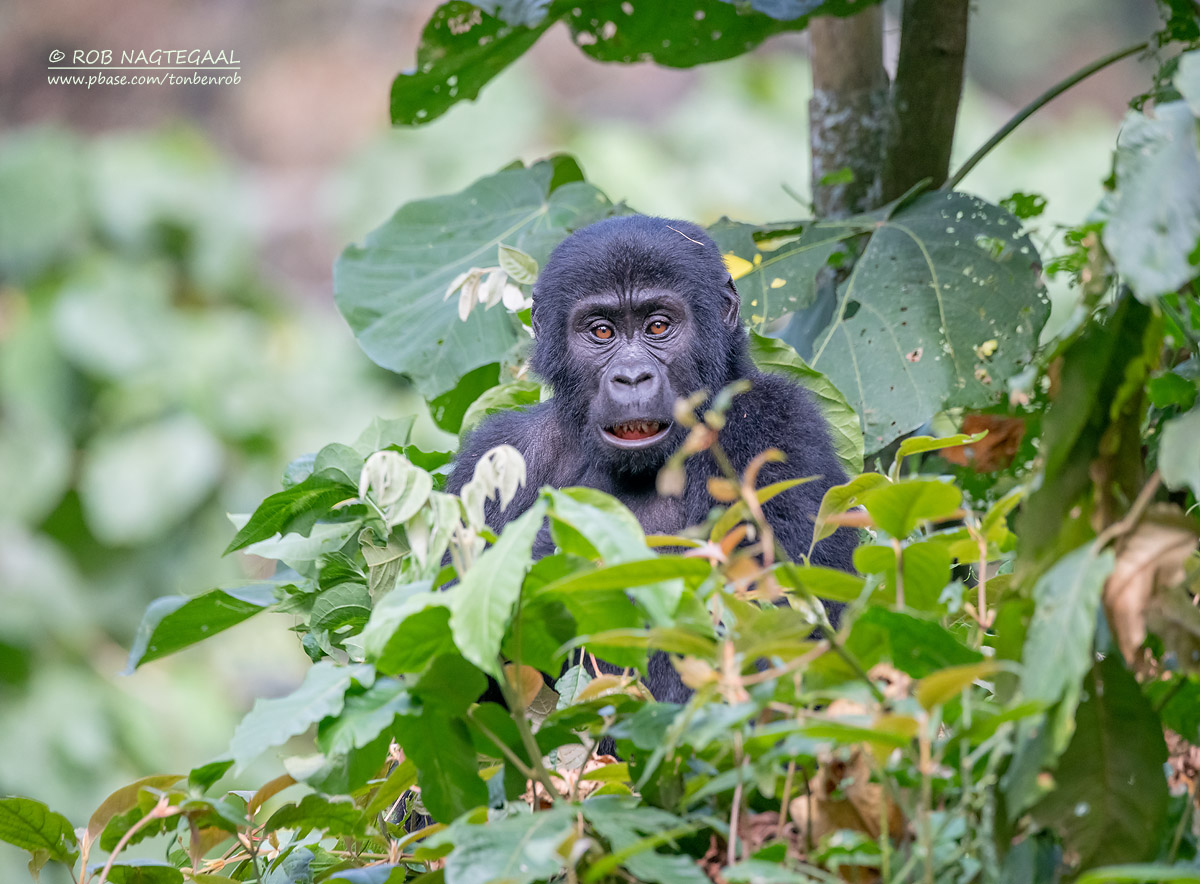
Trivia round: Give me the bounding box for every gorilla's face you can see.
[566,288,698,474]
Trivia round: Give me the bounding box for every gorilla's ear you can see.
[722,278,741,330]
[530,299,542,338]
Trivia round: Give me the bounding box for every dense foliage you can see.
[4,3,1200,884]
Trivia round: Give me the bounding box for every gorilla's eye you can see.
[646,320,670,336]
[591,324,614,341]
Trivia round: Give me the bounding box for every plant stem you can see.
[496,664,560,802]
[948,41,1148,189]
[94,796,178,884]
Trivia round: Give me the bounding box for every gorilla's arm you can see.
[689,371,857,572]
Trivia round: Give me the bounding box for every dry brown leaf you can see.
[789,748,906,846]
[1102,505,1199,665]
[504,663,546,709]
[940,414,1026,472]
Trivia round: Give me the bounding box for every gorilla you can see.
[446,215,857,701]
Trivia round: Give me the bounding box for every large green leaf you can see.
[390,2,555,126]
[0,797,78,864]
[1101,100,1200,302]
[709,218,861,329]
[1031,656,1168,869]
[810,191,1048,450]
[393,712,488,823]
[334,156,612,396]
[1020,545,1115,707]
[390,1,881,127]
[428,804,574,884]
[748,332,863,474]
[124,584,275,672]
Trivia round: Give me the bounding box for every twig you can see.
[1094,470,1162,549]
[94,795,179,884]
[776,762,797,840]
[948,41,1148,188]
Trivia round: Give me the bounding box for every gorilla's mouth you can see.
[602,420,672,449]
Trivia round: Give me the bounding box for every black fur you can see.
[447,216,857,702]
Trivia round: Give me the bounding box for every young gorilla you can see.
[447,215,857,701]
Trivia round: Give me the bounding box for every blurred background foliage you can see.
[0,0,1161,877]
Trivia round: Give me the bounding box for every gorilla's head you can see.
[531,215,749,476]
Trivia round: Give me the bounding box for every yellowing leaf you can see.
[916,661,1000,710]
[723,253,755,280]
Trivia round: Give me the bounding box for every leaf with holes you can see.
[810,191,1048,451]
[335,156,614,396]
[710,218,861,329]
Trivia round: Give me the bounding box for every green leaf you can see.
[317,678,411,755]
[187,759,234,794]
[0,797,78,863]
[427,804,573,884]
[229,662,374,769]
[390,2,555,127]
[90,861,184,884]
[335,157,612,396]
[810,472,889,545]
[892,432,986,475]
[846,608,981,678]
[411,654,487,715]
[460,379,542,434]
[1102,101,1200,302]
[87,775,184,843]
[368,597,457,675]
[916,661,1001,710]
[852,539,952,611]
[1160,405,1200,498]
[394,713,487,823]
[498,243,539,284]
[1020,545,1116,706]
[1076,865,1200,884]
[860,478,962,538]
[568,0,852,69]
[748,332,864,474]
[533,557,711,598]
[581,796,708,884]
[810,191,1048,450]
[1031,656,1168,868]
[545,488,682,625]
[309,582,372,634]
[775,563,867,603]
[710,219,859,330]
[125,584,275,672]
[450,501,546,676]
[225,474,357,554]
[353,415,417,457]
[263,794,364,837]
[430,363,502,434]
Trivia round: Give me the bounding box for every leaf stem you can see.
[948,41,1148,189]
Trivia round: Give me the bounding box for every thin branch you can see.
[949,41,1148,189]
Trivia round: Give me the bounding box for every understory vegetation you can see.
[3,2,1200,883]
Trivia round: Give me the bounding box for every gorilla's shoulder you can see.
[724,369,845,477]
[446,402,566,495]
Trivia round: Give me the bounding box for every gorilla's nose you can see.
[608,359,660,405]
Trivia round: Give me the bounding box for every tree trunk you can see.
[808,7,890,219]
[880,0,970,201]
